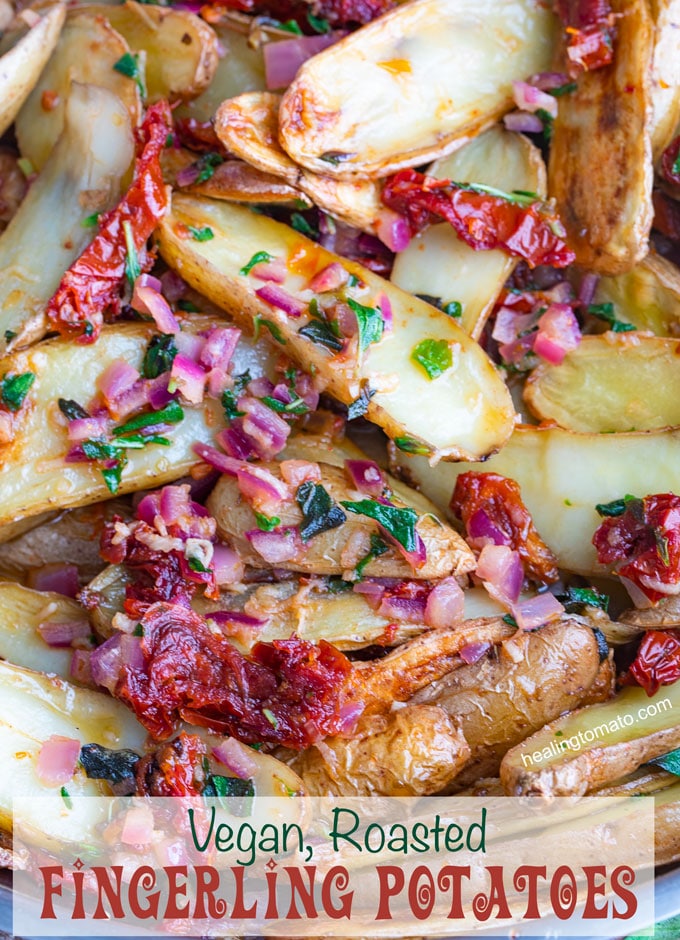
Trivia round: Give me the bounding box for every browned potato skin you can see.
[410,619,612,788]
[0,149,27,233]
[288,704,470,796]
[654,795,680,866]
[207,461,474,581]
[619,593,680,628]
[548,0,654,275]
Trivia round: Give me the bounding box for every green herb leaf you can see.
[80,743,140,786]
[3,330,16,343]
[254,316,287,345]
[411,338,452,380]
[263,707,279,728]
[296,482,346,541]
[240,250,274,275]
[587,302,635,333]
[393,436,430,456]
[60,786,72,809]
[81,212,99,228]
[188,225,214,242]
[187,556,209,573]
[347,386,374,420]
[133,623,144,637]
[307,10,330,32]
[547,82,577,97]
[261,394,308,415]
[142,334,178,379]
[673,152,680,180]
[326,577,353,594]
[290,212,317,237]
[113,433,170,447]
[113,51,138,78]
[503,614,518,628]
[443,301,462,318]
[595,495,640,517]
[341,498,419,554]
[254,511,281,531]
[177,299,198,312]
[298,320,343,351]
[453,181,540,206]
[355,533,389,578]
[194,152,225,184]
[115,400,184,435]
[535,108,553,140]
[0,371,35,412]
[650,748,680,776]
[101,463,124,495]
[122,219,140,286]
[279,18,303,34]
[203,774,254,798]
[347,298,384,354]
[557,586,610,614]
[82,439,118,461]
[58,398,89,421]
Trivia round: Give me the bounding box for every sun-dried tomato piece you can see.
[451,471,559,584]
[135,732,208,796]
[593,494,680,603]
[200,0,392,30]
[626,629,680,696]
[116,602,357,746]
[661,136,680,188]
[381,170,575,269]
[555,0,614,74]
[46,101,171,343]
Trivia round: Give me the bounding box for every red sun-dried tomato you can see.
[381,170,575,269]
[46,101,172,344]
[200,0,392,30]
[661,136,680,188]
[116,602,357,746]
[626,629,680,696]
[592,494,680,603]
[555,0,615,74]
[451,471,559,584]
[135,732,208,797]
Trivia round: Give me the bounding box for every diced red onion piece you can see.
[174,331,205,362]
[206,367,230,397]
[424,577,465,628]
[121,805,154,846]
[193,442,243,475]
[247,375,275,398]
[38,619,90,647]
[332,301,358,337]
[239,396,291,459]
[377,292,393,333]
[217,425,256,461]
[136,491,161,525]
[308,262,349,293]
[375,209,412,252]
[534,303,582,365]
[108,380,152,422]
[198,327,240,372]
[336,700,364,735]
[255,284,306,318]
[97,359,140,408]
[492,308,535,345]
[176,163,201,187]
[344,459,385,496]
[132,282,180,335]
[385,529,427,570]
[378,594,427,623]
[503,111,545,134]
[263,32,341,90]
[160,270,187,303]
[512,80,558,118]
[467,508,511,547]
[245,526,302,563]
[212,737,258,779]
[30,563,81,597]
[237,464,291,513]
[212,544,245,585]
[159,484,191,525]
[512,592,564,630]
[459,641,492,665]
[90,634,143,694]
[67,414,110,443]
[280,459,322,487]
[578,272,600,307]
[35,735,81,787]
[170,354,206,404]
[251,260,287,284]
[147,373,173,410]
[208,610,268,628]
[530,71,569,90]
[135,273,162,293]
[620,576,655,609]
[353,580,385,608]
[477,545,524,606]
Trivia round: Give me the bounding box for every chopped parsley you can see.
[307,10,330,32]
[347,298,384,354]
[298,320,343,351]
[341,498,419,555]
[193,152,225,184]
[240,250,274,275]
[557,586,610,614]
[58,398,89,421]
[101,463,125,495]
[3,330,16,343]
[278,19,303,34]
[547,81,577,97]
[142,334,177,379]
[221,371,250,421]
[261,394,308,415]
[113,52,145,97]
[347,385,375,420]
[60,786,72,809]
[503,614,518,628]
[535,108,553,140]
[443,301,462,319]
[254,316,287,345]
[122,219,140,286]
[650,748,680,777]
[595,494,640,517]
[254,511,281,531]
[393,436,430,456]
[290,213,317,238]
[187,556,209,573]
[114,400,184,435]
[587,302,635,333]
[81,212,99,228]
[0,371,35,412]
[296,482,346,541]
[453,181,540,206]
[188,225,214,242]
[177,299,199,312]
[411,338,452,380]
[133,623,144,636]
[203,774,254,798]
[355,533,389,578]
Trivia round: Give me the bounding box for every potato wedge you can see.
[650,0,680,159]
[548,0,654,275]
[215,92,383,231]
[207,459,474,580]
[0,318,232,535]
[0,582,85,678]
[412,618,612,787]
[0,4,65,139]
[289,704,470,796]
[0,83,134,354]
[500,679,680,796]
[79,2,218,103]
[391,126,546,339]
[15,12,140,172]
[524,334,680,432]
[278,0,556,178]
[157,196,516,461]
[619,594,680,629]
[0,659,146,836]
[652,783,680,866]
[593,252,680,336]
[392,426,680,576]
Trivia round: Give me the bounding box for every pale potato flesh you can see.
[0,83,134,354]
[594,252,680,336]
[0,582,84,678]
[649,0,680,159]
[15,12,140,172]
[524,334,680,432]
[548,0,654,274]
[500,679,680,796]
[157,196,516,461]
[215,92,384,232]
[0,5,66,139]
[393,426,680,576]
[391,126,546,338]
[278,0,557,178]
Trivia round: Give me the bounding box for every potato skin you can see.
[289,704,470,796]
[411,619,610,787]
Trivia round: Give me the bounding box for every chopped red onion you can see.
[159,484,191,525]
[530,71,569,90]
[170,353,206,404]
[67,414,110,443]
[378,594,427,623]
[503,111,545,134]
[335,700,364,735]
[38,619,90,647]
[578,272,600,308]
[160,270,187,303]
[247,376,275,398]
[251,260,287,284]
[206,367,230,397]
[513,592,564,630]
[263,32,341,90]
[476,545,523,607]
[377,292,393,333]
[387,529,427,570]
[90,634,143,694]
[147,373,173,410]
[353,580,385,606]
[35,735,81,786]
[174,331,205,362]
[492,308,534,345]
[344,459,385,496]
[255,283,306,318]
[212,737,258,779]
[424,577,465,628]
[135,273,162,293]
[212,544,245,584]
[198,327,240,372]
[467,508,511,547]
[308,262,349,293]
[136,491,161,525]
[193,442,243,475]
[121,805,154,846]
[131,281,180,335]
[245,526,302,563]
[332,301,358,337]
[217,425,256,461]
[106,379,150,422]
[70,649,93,685]
[534,303,581,365]
[280,459,321,487]
[239,396,291,459]
[459,641,492,665]
[512,80,558,118]
[237,464,291,513]
[208,610,269,628]
[375,209,411,252]
[176,162,201,188]
[97,359,140,408]
[30,563,80,597]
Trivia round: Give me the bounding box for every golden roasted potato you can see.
[548,0,654,274]
[391,126,546,339]
[411,618,612,787]
[0,148,28,233]
[215,92,383,232]
[278,0,556,178]
[207,459,474,580]
[500,679,680,796]
[0,5,66,139]
[289,704,470,796]
[650,0,680,159]
[0,83,134,354]
[524,334,680,432]
[157,195,516,461]
[593,252,680,335]
[393,426,680,576]
[15,11,140,171]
